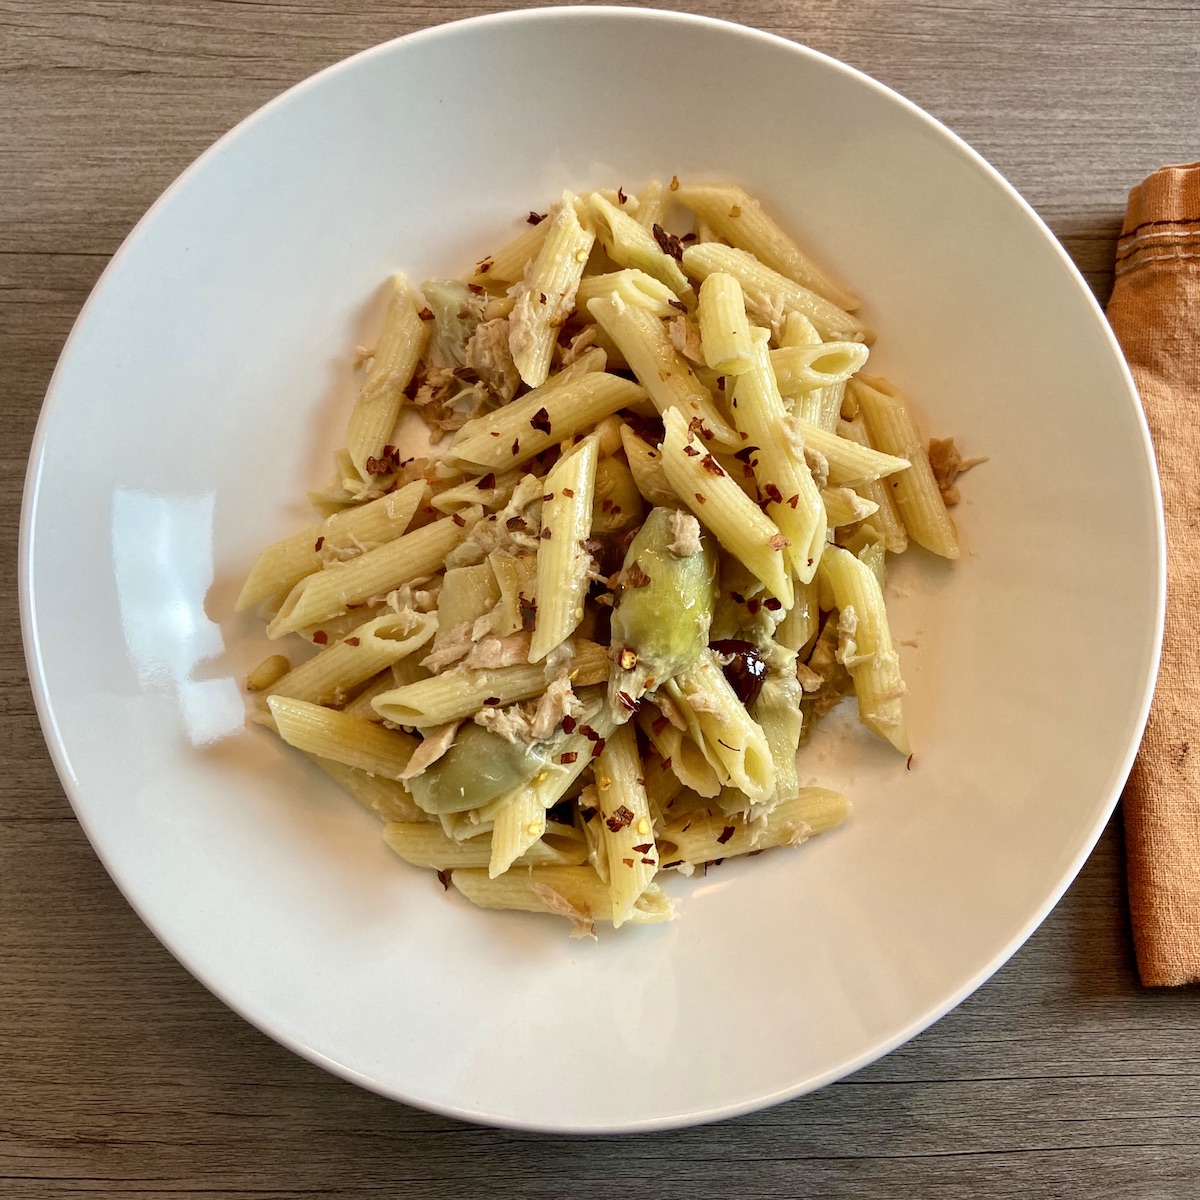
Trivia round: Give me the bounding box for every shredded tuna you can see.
[667,315,705,365]
[804,447,830,492]
[412,367,491,435]
[529,881,597,940]
[473,703,533,743]
[465,317,521,403]
[835,604,874,670]
[399,721,460,780]
[561,324,601,367]
[796,662,824,693]
[648,690,688,731]
[667,510,703,557]
[463,632,533,670]
[928,437,987,506]
[422,622,474,671]
[529,675,585,741]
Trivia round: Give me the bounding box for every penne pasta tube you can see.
[587,192,693,299]
[266,610,437,706]
[266,512,476,638]
[587,295,738,446]
[730,330,827,582]
[791,419,910,488]
[382,820,587,870]
[340,670,401,721]
[673,184,860,311]
[593,723,658,927]
[507,192,596,387]
[697,272,755,375]
[451,866,674,929]
[267,695,418,780]
[372,641,609,727]
[838,413,909,553]
[636,707,722,799]
[236,480,426,611]
[444,372,645,471]
[751,648,803,805]
[850,376,960,559]
[769,342,870,393]
[345,275,430,481]
[575,269,682,317]
[619,425,680,507]
[822,486,880,528]
[310,755,428,824]
[634,179,668,230]
[470,218,551,285]
[681,242,869,342]
[659,406,793,606]
[775,578,820,656]
[818,544,910,753]
[667,650,776,805]
[530,436,599,662]
[657,788,849,867]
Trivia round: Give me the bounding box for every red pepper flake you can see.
[632,843,653,854]
[907,753,915,771]
[467,283,485,295]
[651,223,684,262]
[700,453,724,476]
[562,486,574,499]
[688,415,714,440]
[579,724,600,741]
[483,696,501,706]
[651,714,669,735]
[682,444,701,457]
[716,376,726,391]
[560,751,578,765]
[422,505,435,514]
[768,533,791,551]
[716,825,736,845]
[344,636,361,646]
[519,595,537,631]
[739,431,749,441]
[641,857,656,865]
[436,869,452,891]
[601,497,613,512]
[617,690,638,713]
[540,528,552,540]
[681,231,697,244]
[606,805,635,832]
[746,598,761,615]
[807,557,815,567]
[763,597,782,611]
[668,298,687,312]
[506,516,528,531]
[730,591,746,605]
[530,407,552,434]
[476,472,497,489]
[733,446,759,464]
[694,492,707,505]
[542,492,555,503]
[538,291,547,305]
[511,437,521,457]
[617,185,628,204]
[418,307,434,320]
[311,630,328,645]
[729,204,742,218]
[528,210,547,225]
[562,715,577,734]
[451,512,467,528]
[591,737,606,759]
[477,257,493,274]
[624,562,652,589]
[622,857,635,868]
[787,493,800,509]
[313,536,325,552]
[490,430,501,438]
[661,756,673,771]
[743,465,755,479]
[662,859,683,869]
[763,482,784,504]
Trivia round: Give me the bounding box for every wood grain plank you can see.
[4,1,1199,1196]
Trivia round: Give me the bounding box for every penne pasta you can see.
[593,723,658,926]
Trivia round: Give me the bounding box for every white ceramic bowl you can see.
[21,7,1162,1132]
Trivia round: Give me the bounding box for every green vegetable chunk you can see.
[607,506,717,718]
[406,724,548,814]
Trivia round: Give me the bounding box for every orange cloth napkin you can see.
[1106,162,1200,987]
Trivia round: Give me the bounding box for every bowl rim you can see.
[19,3,1166,1133]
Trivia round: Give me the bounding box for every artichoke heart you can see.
[607,506,717,719]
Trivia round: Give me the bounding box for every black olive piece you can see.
[710,638,767,708]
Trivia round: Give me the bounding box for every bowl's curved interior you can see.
[21,7,1161,1132]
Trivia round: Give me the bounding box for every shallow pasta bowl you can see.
[20,7,1163,1132]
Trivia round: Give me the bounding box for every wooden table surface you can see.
[3,2,1198,1195]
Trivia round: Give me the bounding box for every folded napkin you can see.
[1106,162,1200,987]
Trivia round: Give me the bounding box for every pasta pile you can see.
[238,179,979,937]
